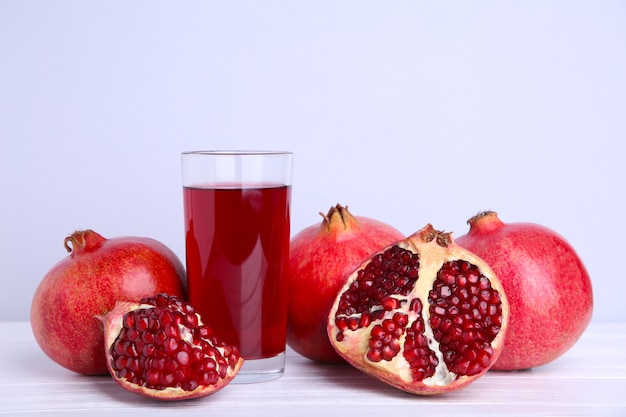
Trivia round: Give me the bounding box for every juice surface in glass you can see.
[183,183,291,360]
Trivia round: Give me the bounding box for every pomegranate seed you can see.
[370,325,385,339]
[381,296,400,311]
[394,313,408,327]
[146,369,160,387]
[142,344,157,357]
[370,339,383,350]
[114,356,128,369]
[409,298,422,313]
[335,317,348,332]
[123,313,136,329]
[137,316,150,331]
[182,380,198,391]
[164,337,178,353]
[383,319,397,333]
[360,313,372,328]
[381,346,396,361]
[141,331,155,344]
[367,350,382,362]
[348,317,360,331]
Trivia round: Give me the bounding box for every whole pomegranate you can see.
[99,293,243,400]
[31,230,186,375]
[456,211,593,370]
[287,204,404,363]
[328,224,509,395]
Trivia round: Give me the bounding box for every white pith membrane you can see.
[329,225,508,392]
[100,299,241,399]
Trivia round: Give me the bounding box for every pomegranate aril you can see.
[164,337,179,353]
[136,316,149,332]
[115,356,128,369]
[348,317,360,331]
[141,331,155,344]
[124,314,136,330]
[197,326,212,339]
[127,357,141,373]
[142,344,157,357]
[155,330,167,345]
[185,313,199,327]
[367,350,382,362]
[335,317,348,332]
[164,322,180,338]
[360,313,372,327]
[161,372,176,386]
[182,380,198,391]
[146,369,160,387]
[369,339,383,349]
[114,341,126,357]
[177,350,190,366]
[381,296,401,311]
[409,298,422,313]
[382,345,398,361]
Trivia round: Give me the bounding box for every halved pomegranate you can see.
[328,224,509,395]
[99,294,243,401]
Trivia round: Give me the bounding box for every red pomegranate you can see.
[31,230,186,375]
[328,224,509,395]
[456,211,593,370]
[99,293,243,400]
[287,204,404,363]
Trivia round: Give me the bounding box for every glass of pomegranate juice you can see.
[181,150,292,383]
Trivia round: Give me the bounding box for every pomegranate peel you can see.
[328,224,509,395]
[287,204,405,363]
[99,294,243,401]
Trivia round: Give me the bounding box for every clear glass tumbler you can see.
[181,150,293,383]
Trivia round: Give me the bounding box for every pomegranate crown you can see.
[64,229,105,253]
[419,224,452,247]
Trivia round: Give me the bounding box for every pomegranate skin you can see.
[31,230,186,375]
[287,204,405,363]
[456,211,593,370]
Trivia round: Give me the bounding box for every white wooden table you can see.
[2,321,625,416]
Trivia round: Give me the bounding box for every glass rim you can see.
[182,150,293,156]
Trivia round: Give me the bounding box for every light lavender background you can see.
[1,1,624,323]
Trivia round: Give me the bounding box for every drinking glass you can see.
[181,150,293,383]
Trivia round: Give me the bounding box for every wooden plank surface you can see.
[2,321,625,416]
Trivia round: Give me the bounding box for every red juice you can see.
[183,183,291,359]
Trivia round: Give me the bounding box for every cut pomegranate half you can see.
[99,294,243,400]
[328,224,509,395]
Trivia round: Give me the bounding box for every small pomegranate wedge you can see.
[99,294,243,401]
[328,224,509,395]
